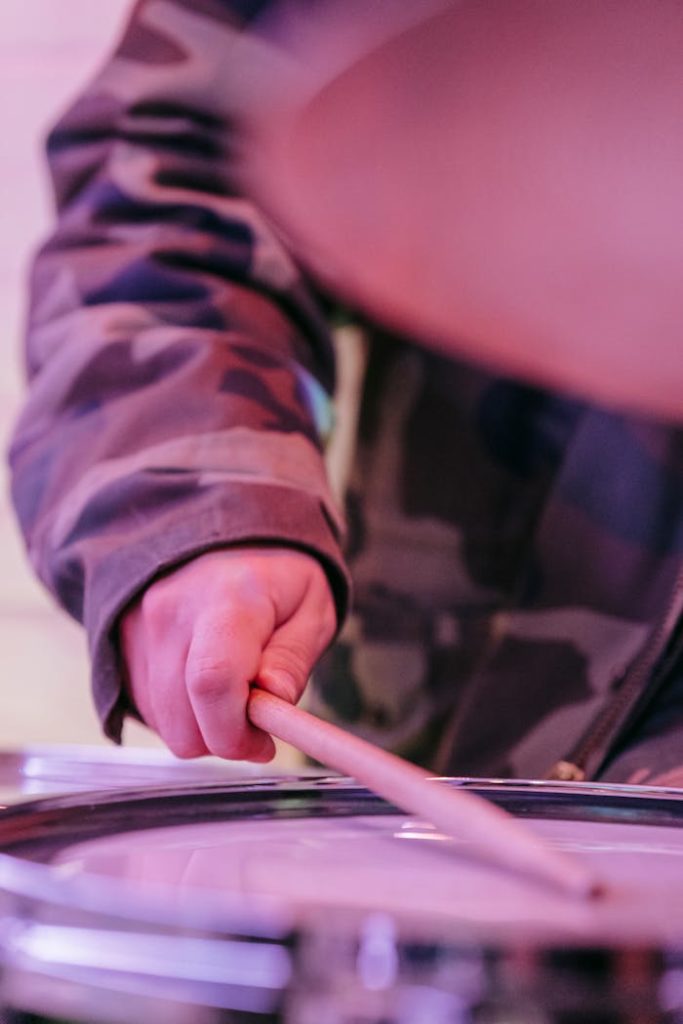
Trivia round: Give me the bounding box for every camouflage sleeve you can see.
[8,0,350,740]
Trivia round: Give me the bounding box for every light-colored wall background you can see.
[0,0,162,750]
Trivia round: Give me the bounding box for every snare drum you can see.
[0,777,683,1023]
[0,744,268,805]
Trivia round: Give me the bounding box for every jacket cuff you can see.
[85,481,350,742]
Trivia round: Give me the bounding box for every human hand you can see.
[119,548,337,761]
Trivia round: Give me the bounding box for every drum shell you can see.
[0,777,682,1022]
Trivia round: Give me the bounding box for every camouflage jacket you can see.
[10,0,683,780]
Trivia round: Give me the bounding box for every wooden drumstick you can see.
[248,688,601,900]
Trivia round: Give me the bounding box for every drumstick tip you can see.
[554,863,605,902]
[583,878,606,901]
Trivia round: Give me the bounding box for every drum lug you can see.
[546,760,586,783]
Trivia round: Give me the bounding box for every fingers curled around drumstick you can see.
[119,547,338,763]
[185,604,276,762]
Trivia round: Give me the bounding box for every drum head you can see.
[2,777,683,1022]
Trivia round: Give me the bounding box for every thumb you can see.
[258,569,337,704]
[257,617,327,705]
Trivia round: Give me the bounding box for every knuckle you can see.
[140,585,176,633]
[218,562,270,606]
[186,662,228,703]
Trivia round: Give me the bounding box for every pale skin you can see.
[120,548,337,761]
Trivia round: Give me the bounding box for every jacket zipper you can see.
[547,564,683,782]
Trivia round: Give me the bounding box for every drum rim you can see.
[1,774,683,931]
[4,773,683,851]
[1,774,683,1013]
[0,744,275,798]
